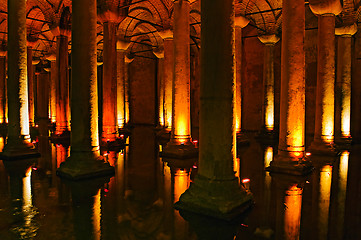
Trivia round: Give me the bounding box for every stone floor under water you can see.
[0,126,360,240]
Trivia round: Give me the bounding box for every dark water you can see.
[0,126,360,240]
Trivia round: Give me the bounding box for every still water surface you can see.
[0,126,360,239]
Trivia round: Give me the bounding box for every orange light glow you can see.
[265,93,274,131]
[341,109,350,137]
[174,169,190,203]
[318,164,332,239]
[264,147,273,167]
[234,158,240,179]
[93,189,101,240]
[306,152,311,156]
[242,178,250,189]
[284,185,303,240]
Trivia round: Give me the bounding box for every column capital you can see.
[309,0,342,16]
[125,54,134,63]
[258,34,280,45]
[235,15,250,28]
[153,48,164,59]
[335,23,357,36]
[116,40,131,51]
[45,53,56,62]
[32,59,40,65]
[158,29,173,40]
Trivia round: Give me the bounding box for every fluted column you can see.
[0,54,6,124]
[175,0,252,219]
[334,24,357,144]
[101,21,117,143]
[309,0,342,155]
[57,0,113,180]
[235,16,249,139]
[269,0,312,175]
[116,40,130,130]
[1,0,38,159]
[258,34,280,134]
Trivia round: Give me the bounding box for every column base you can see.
[174,174,253,221]
[267,155,313,176]
[334,136,352,148]
[100,137,127,151]
[255,129,278,145]
[0,139,40,160]
[57,154,114,180]
[51,129,70,141]
[161,140,198,159]
[308,140,337,156]
[236,132,250,146]
[156,128,171,145]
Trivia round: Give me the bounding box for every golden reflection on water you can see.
[93,189,101,240]
[318,164,332,240]
[284,185,302,240]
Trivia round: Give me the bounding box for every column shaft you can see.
[0,56,5,123]
[163,38,173,129]
[55,35,70,135]
[278,0,305,158]
[37,71,49,137]
[27,47,34,126]
[50,61,56,123]
[157,57,164,126]
[263,44,275,131]
[235,27,242,133]
[102,22,117,142]
[172,0,191,142]
[117,50,126,128]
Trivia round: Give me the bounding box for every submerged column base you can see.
[161,140,198,159]
[308,140,337,156]
[236,131,250,146]
[57,154,114,180]
[174,174,253,221]
[1,139,40,160]
[268,155,313,176]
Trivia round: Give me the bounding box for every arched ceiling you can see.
[0,0,359,59]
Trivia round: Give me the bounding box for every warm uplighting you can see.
[322,115,334,143]
[0,137,4,151]
[284,185,303,240]
[265,94,274,131]
[234,157,240,180]
[341,109,350,137]
[242,178,250,189]
[306,152,311,156]
[264,147,273,167]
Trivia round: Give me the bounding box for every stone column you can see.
[158,30,174,131]
[49,59,56,123]
[175,0,252,219]
[162,1,197,158]
[37,69,49,137]
[269,0,312,174]
[0,54,6,124]
[153,48,165,127]
[258,35,280,134]
[351,25,361,144]
[334,24,357,144]
[57,0,113,180]
[1,0,38,159]
[234,16,249,140]
[116,40,130,130]
[27,46,35,127]
[124,55,133,125]
[54,34,70,138]
[309,1,342,155]
[101,21,117,144]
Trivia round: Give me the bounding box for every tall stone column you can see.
[0,54,6,124]
[101,21,117,144]
[57,0,113,180]
[158,30,174,131]
[334,24,357,144]
[49,59,56,123]
[351,25,361,144]
[37,69,49,137]
[175,0,252,219]
[309,1,342,155]
[234,16,249,141]
[1,0,38,160]
[116,40,131,130]
[258,34,280,135]
[162,1,197,158]
[269,0,312,174]
[27,46,35,127]
[153,48,165,127]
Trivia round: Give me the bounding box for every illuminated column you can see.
[334,24,357,144]
[27,46,35,127]
[175,0,252,219]
[153,48,165,127]
[37,70,49,137]
[102,21,117,143]
[116,40,131,129]
[0,54,6,124]
[158,30,174,130]
[352,25,361,144]
[162,1,197,158]
[124,55,133,125]
[57,0,113,180]
[234,16,249,136]
[49,59,56,123]
[309,1,342,154]
[54,34,70,138]
[258,34,280,133]
[2,0,38,159]
[269,0,311,174]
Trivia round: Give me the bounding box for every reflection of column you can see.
[116,40,130,129]
[269,0,312,175]
[334,24,357,144]
[102,22,117,143]
[2,0,38,159]
[176,0,252,219]
[258,35,280,133]
[0,55,6,124]
[57,0,113,180]
[309,1,342,154]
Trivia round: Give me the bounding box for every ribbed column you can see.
[57,0,113,180]
[269,0,312,175]
[0,55,6,124]
[116,40,130,130]
[54,35,70,138]
[258,35,279,134]
[2,0,38,159]
[309,0,342,155]
[175,0,252,219]
[162,1,197,158]
[334,24,357,144]
[102,22,117,143]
